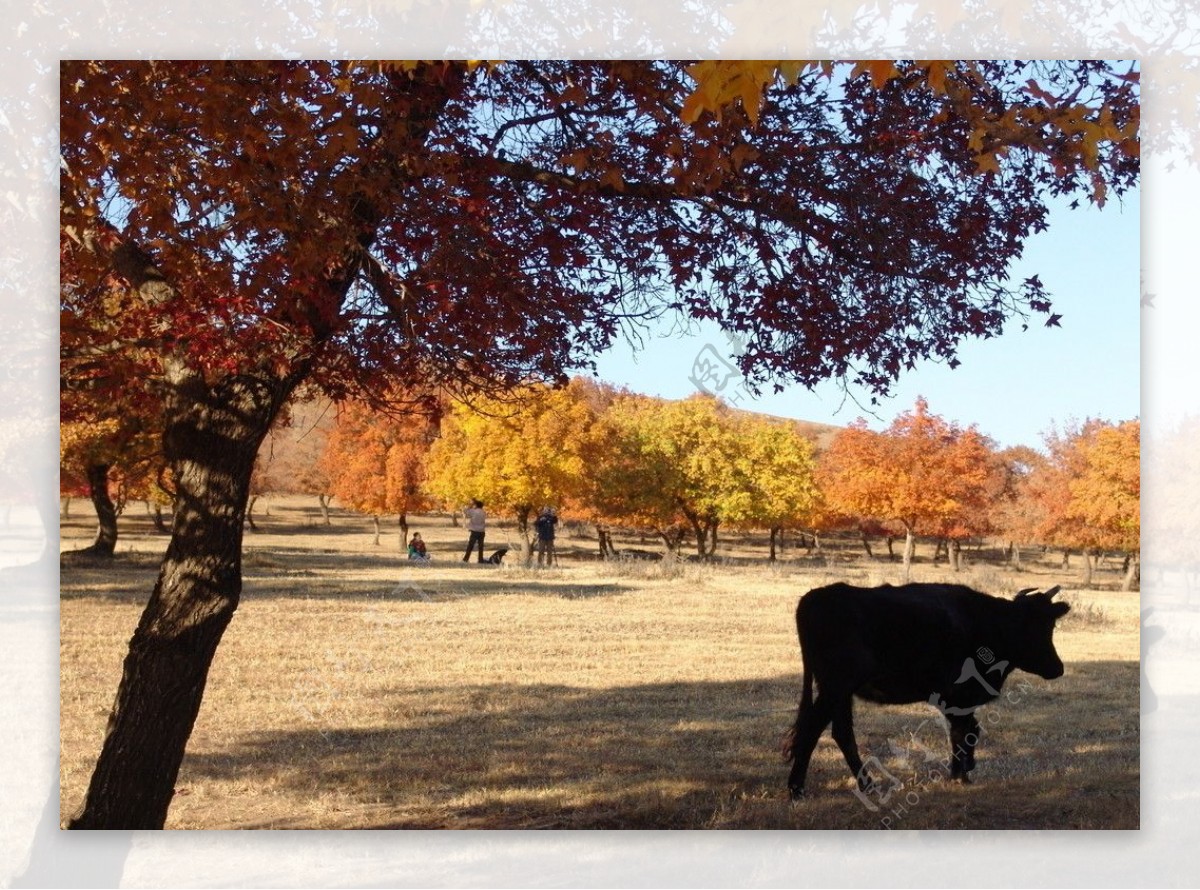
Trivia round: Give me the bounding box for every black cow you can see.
[785,582,1070,800]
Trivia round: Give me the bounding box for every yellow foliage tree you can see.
[426,378,607,562]
[729,414,821,560]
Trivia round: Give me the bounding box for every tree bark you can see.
[597,525,615,559]
[901,526,916,581]
[682,509,707,558]
[398,513,408,550]
[317,493,332,525]
[516,504,533,566]
[68,367,295,829]
[768,526,780,562]
[1122,553,1140,592]
[83,462,118,557]
[932,538,946,566]
[371,515,381,546]
[245,494,258,532]
[657,526,684,559]
[1082,549,1095,587]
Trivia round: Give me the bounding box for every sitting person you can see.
[408,532,430,561]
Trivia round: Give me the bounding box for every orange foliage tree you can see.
[988,444,1052,570]
[1031,418,1140,587]
[1067,419,1140,588]
[319,399,437,548]
[253,397,337,526]
[818,398,1002,576]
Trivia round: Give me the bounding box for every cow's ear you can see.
[1052,602,1071,619]
[1015,587,1037,598]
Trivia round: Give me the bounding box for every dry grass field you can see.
[60,496,1140,830]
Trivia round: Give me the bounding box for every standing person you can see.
[462,500,486,563]
[534,506,559,567]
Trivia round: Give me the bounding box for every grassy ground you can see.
[60,497,1140,829]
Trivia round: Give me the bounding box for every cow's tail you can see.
[782,604,814,763]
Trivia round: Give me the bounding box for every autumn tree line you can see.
[64,377,1140,588]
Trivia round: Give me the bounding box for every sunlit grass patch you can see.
[60,501,1140,829]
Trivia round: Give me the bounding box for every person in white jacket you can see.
[462,500,486,563]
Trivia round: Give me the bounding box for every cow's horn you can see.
[1044,585,1062,599]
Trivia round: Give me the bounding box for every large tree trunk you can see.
[398,512,408,550]
[768,526,780,562]
[68,367,294,829]
[84,462,118,557]
[317,493,332,525]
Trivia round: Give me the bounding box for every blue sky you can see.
[592,189,1141,451]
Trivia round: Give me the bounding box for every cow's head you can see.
[1011,586,1071,679]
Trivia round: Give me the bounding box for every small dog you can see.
[486,548,509,565]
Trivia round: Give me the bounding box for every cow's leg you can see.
[947,712,980,782]
[830,696,873,791]
[786,694,833,799]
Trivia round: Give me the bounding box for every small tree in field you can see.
[257,397,337,525]
[426,378,602,561]
[1033,418,1140,587]
[60,416,162,556]
[319,399,436,547]
[61,59,1138,828]
[989,444,1051,570]
[1067,419,1140,589]
[583,392,751,558]
[731,415,822,561]
[819,397,1001,577]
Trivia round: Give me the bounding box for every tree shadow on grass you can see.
[175,660,1140,830]
[238,570,630,602]
[59,550,630,603]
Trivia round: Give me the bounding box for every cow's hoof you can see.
[788,785,806,802]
